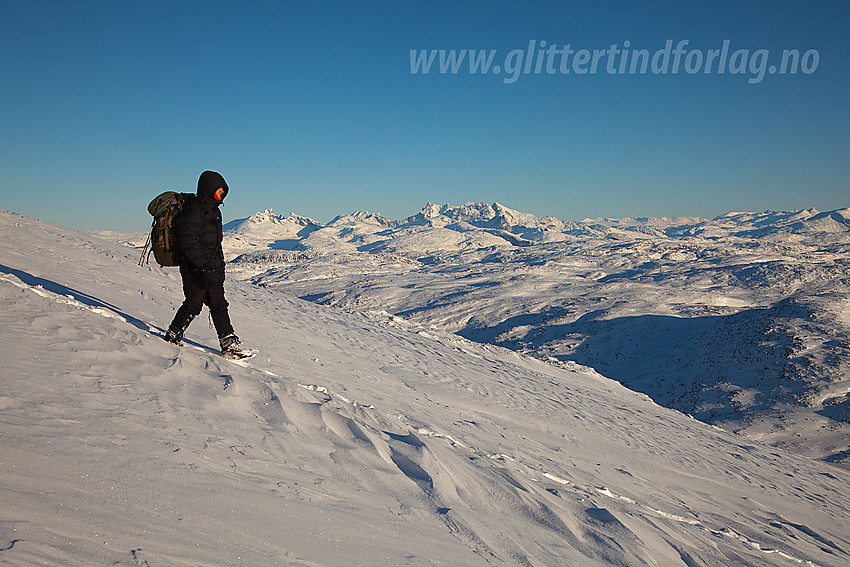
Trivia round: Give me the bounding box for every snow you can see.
[3,207,850,566]
[229,202,850,467]
[222,209,322,257]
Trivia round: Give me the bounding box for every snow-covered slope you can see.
[4,207,850,566]
[226,203,850,467]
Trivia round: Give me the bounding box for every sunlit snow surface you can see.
[2,206,850,566]
[225,203,850,466]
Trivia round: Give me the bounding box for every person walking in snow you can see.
[163,170,251,359]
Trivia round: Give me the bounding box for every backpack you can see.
[138,191,192,267]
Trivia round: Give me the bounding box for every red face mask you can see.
[213,187,225,202]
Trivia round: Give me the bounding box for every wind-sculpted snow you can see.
[224,202,850,467]
[4,207,850,565]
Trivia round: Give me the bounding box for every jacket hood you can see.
[197,170,229,204]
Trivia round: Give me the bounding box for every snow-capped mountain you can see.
[670,208,850,240]
[223,208,322,256]
[327,210,395,227]
[4,207,850,566]
[405,202,568,233]
[225,202,850,467]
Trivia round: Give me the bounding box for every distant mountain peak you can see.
[245,209,286,224]
[328,211,394,226]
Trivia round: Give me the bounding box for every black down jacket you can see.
[176,171,229,274]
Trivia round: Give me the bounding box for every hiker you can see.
[163,170,251,359]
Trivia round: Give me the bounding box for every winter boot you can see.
[163,314,195,346]
[219,333,253,360]
[163,328,183,345]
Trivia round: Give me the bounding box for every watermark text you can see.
[410,40,820,84]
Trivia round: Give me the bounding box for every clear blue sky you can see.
[2,0,848,231]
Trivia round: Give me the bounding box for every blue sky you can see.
[1,0,847,231]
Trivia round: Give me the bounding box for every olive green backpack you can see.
[139,191,192,267]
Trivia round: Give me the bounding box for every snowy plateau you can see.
[2,203,850,566]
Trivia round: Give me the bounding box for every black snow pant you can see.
[168,263,234,340]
